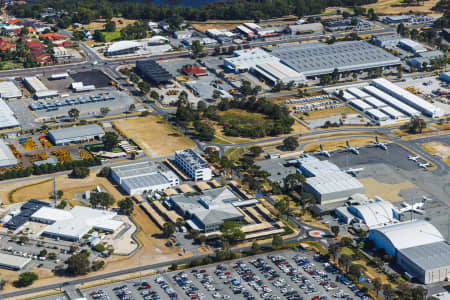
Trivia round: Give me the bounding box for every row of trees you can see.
[8,0,377,26]
[0,157,101,181]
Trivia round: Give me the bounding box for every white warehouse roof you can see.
[350,99,372,111]
[0,81,22,98]
[363,85,420,116]
[347,87,370,99]
[24,76,48,92]
[107,41,141,53]
[0,99,19,129]
[364,96,386,108]
[0,140,18,167]
[0,252,31,270]
[371,78,441,117]
[371,220,444,250]
[348,199,397,228]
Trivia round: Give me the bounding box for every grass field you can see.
[421,142,450,165]
[362,0,441,14]
[1,171,125,204]
[69,17,137,30]
[102,31,121,42]
[113,116,195,157]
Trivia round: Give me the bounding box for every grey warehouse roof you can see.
[0,140,18,167]
[0,81,22,98]
[399,242,450,271]
[48,124,105,141]
[270,41,401,76]
[122,173,169,190]
[0,252,31,269]
[172,187,243,227]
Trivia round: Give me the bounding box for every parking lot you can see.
[81,249,365,300]
[19,89,139,121]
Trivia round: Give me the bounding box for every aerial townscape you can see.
[0,0,447,299]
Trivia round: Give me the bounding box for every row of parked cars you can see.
[154,276,178,299]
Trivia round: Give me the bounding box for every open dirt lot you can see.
[0,171,124,204]
[298,105,360,120]
[362,0,441,14]
[422,141,450,164]
[359,177,416,202]
[113,116,195,157]
[69,17,138,30]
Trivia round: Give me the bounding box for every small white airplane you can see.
[374,136,388,150]
[345,140,360,155]
[418,162,431,169]
[398,202,425,215]
[408,156,419,162]
[345,167,364,176]
[319,144,331,158]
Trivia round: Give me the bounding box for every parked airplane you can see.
[345,141,360,155]
[345,167,364,176]
[319,144,331,158]
[374,136,387,150]
[398,201,425,215]
[408,156,419,162]
[418,162,431,169]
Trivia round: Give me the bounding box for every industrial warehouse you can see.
[270,41,401,76]
[335,78,441,125]
[369,220,450,284]
[110,161,179,195]
[30,206,123,241]
[288,155,365,205]
[136,60,173,84]
[0,81,22,99]
[224,48,307,85]
[47,124,105,145]
[0,98,20,129]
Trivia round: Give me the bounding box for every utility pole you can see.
[53,176,57,207]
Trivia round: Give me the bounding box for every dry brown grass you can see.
[358,177,416,202]
[69,17,137,30]
[362,0,441,14]
[113,116,195,157]
[432,122,450,131]
[0,171,124,205]
[297,105,360,120]
[422,142,450,165]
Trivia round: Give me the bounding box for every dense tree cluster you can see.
[7,0,376,25]
[0,157,101,181]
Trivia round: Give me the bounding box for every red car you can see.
[312,296,320,300]
[145,285,151,289]
[200,270,206,273]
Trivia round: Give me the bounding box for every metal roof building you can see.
[270,41,400,76]
[369,220,450,284]
[47,124,105,145]
[33,206,123,241]
[363,85,420,117]
[347,198,398,228]
[107,41,141,56]
[171,187,244,232]
[24,76,48,93]
[136,60,173,84]
[398,242,450,284]
[366,108,389,121]
[0,98,19,129]
[110,161,179,195]
[294,155,365,205]
[0,81,22,98]
[349,99,372,111]
[369,220,444,256]
[371,78,441,117]
[0,140,18,167]
[347,87,370,99]
[286,23,323,34]
[364,96,386,108]
[0,253,31,270]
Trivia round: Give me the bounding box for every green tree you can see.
[272,235,283,247]
[251,241,260,253]
[162,222,176,238]
[283,136,299,151]
[104,20,116,32]
[118,198,134,215]
[274,199,290,216]
[191,40,203,58]
[68,108,80,120]
[331,225,340,237]
[100,107,110,116]
[339,254,352,272]
[284,173,305,191]
[91,260,105,271]
[71,166,89,178]
[98,167,111,177]
[138,81,150,94]
[128,104,136,113]
[90,192,114,209]
[66,251,90,276]
[249,146,263,157]
[15,272,38,287]
[408,116,427,134]
[373,277,382,296]
[101,131,119,151]
[219,221,245,244]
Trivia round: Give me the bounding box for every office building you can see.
[174,149,212,181]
